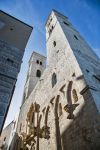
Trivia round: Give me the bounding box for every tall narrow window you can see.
[36,60,39,64]
[52,73,57,87]
[53,41,56,47]
[40,61,42,65]
[74,35,78,40]
[63,21,69,26]
[36,70,41,78]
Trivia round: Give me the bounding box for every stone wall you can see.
[0,40,24,133]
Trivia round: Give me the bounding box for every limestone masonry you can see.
[0,10,100,150]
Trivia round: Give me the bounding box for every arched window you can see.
[53,41,56,47]
[52,73,57,87]
[36,70,41,78]
[40,61,42,65]
[36,60,39,64]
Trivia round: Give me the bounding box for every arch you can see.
[52,73,57,87]
[36,60,39,64]
[53,41,56,47]
[40,61,42,65]
[36,70,41,78]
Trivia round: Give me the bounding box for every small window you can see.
[36,60,39,64]
[40,61,42,65]
[49,26,54,36]
[31,112,34,123]
[50,18,52,22]
[53,41,56,47]
[72,73,75,77]
[4,137,6,141]
[10,28,14,31]
[49,29,52,35]
[86,69,89,73]
[7,58,14,64]
[74,35,78,40]
[52,73,57,87]
[63,21,69,26]
[51,25,54,30]
[36,70,41,78]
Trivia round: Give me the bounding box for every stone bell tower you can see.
[22,51,46,104]
[45,10,100,149]
[46,9,100,111]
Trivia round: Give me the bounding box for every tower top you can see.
[45,9,68,26]
[29,51,46,64]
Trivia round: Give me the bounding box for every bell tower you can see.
[22,51,46,104]
[45,10,100,111]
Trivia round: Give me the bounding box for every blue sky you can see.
[0,0,100,127]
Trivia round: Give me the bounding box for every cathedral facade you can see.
[1,10,100,150]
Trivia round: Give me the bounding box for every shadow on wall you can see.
[61,90,100,150]
[8,90,100,150]
[8,133,21,150]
